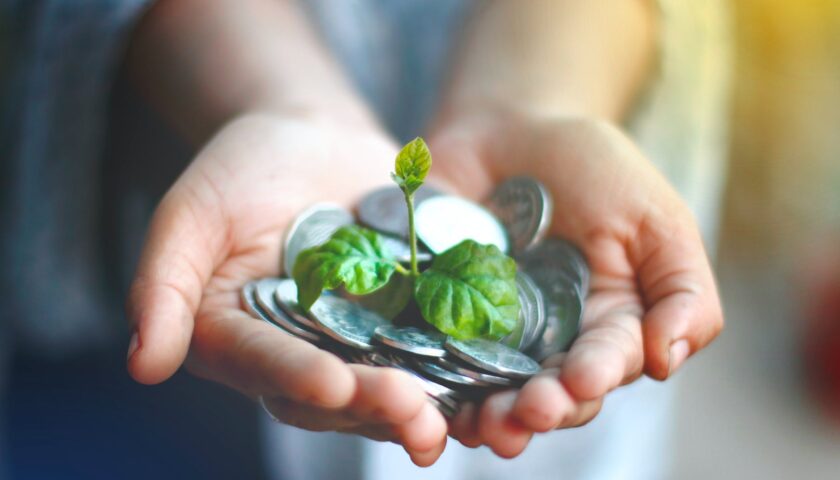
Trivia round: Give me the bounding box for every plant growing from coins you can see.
[293,137,521,339]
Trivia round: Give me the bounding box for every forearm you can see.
[126,0,377,144]
[436,0,657,125]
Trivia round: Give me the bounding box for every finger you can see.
[477,391,533,459]
[560,306,644,400]
[394,402,448,455]
[406,435,448,468]
[127,186,228,385]
[510,369,575,432]
[558,397,604,429]
[346,364,428,424]
[262,396,361,432]
[187,300,356,408]
[337,425,398,443]
[449,402,481,448]
[630,217,724,379]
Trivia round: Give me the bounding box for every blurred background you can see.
[671,0,840,478]
[2,0,840,479]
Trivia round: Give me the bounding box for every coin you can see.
[485,177,553,255]
[415,196,509,254]
[253,279,323,342]
[524,287,584,362]
[357,185,442,238]
[518,239,588,360]
[379,235,432,264]
[240,282,271,322]
[373,325,447,358]
[519,239,590,297]
[502,271,547,352]
[282,204,354,277]
[309,295,390,350]
[412,360,490,388]
[435,357,515,387]
[444,337,541,379]
[273,279,320,330]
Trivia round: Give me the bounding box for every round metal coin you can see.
[485,177,553,255]
[444,337,541,379]
[273,279,320,330]
[412,360,489,388]
[253,278,322,342]
[282,204,354,277]
[240,282,271,322]
[524,286,584,362]
[415,196,509,254]
[435,357,515,387]
[502,271,546,352]
[519,239,590,297]
[357,185,441,238]
[372,325,447,358]
[379,235,432,264]
[309,295,390,350]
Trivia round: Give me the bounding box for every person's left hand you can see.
[425,108,723,457]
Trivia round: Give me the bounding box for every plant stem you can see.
[404,190,419,276]
[394,263,410,276]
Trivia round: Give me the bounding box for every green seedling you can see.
[292,137,520,339]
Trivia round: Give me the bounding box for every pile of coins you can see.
[240,177,588,417]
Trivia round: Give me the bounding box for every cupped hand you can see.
[126,113,447,466]
[427,111,723,457]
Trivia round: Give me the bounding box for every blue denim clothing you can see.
[1,0,149,356]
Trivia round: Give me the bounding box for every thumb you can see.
[126,184,227,385]
[631,213,724,380]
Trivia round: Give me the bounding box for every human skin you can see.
[124,0,447,465]
[125,0,724,467]
[427,0,724,457]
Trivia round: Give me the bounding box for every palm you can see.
[429,116,722,455]
[128,114,449,465]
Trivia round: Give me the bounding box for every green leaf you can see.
[293,225,400,310]
[393,137,431,194]
[343,273,413,320]
[414,240,520,340]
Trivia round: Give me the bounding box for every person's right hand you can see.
[125,112,449,466]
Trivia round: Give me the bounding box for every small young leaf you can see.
[293,225,400,310]
[414,240,520,340]
[393,137,431,194]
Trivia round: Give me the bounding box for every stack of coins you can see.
[241,177,588,417]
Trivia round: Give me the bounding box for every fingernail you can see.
[126,331,140,362]
[668,339,690,376]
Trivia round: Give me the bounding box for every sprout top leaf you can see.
[393,137,431,194]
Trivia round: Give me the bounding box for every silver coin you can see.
[282,204,354,277]
[240,282,271,322]
[415,196,509,254]
[379,235,432,264]
[412,360,489,388]
[500,270,545,351]
[486,177,553,255]
[502,271,547,351]
[518,239,588,360]
[364,353,461,417]
[253,278,323,342]
[373,325,447,358]
[273,279,320,330]
[525,287,584,362]
[357,185,442,238]
[426,395,458,418]
[445,337,541,379]
[519,239,590,297]
[435,357,515,387]
[309,295,389,350]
